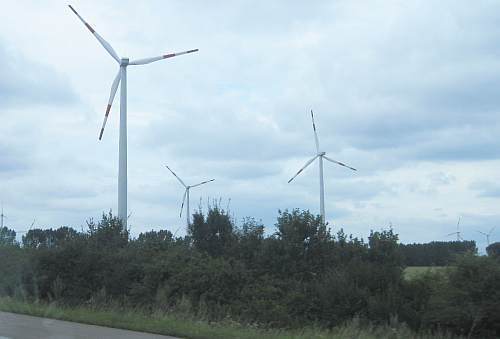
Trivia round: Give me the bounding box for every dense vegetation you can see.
[0,208,499,338]
[399,241,477,266]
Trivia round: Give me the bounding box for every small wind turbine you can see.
[0,203,6,228]
[16,219,36,235]
[69,5,198,228]
[447,217,463,241]
[476,226,496,246]
[288,110,356,224]
[165,165,215,227]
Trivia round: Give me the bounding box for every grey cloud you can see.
[470,181,500,198]
[0,43,76,108]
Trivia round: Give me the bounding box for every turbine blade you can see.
[476,230,487,236]
[129,49,199,65]
[99,69,121,140]
[489,226,496,235]
[179,189,187,218]
[165,165,187,187]
[191,179,215,188]
[323,155,357,171]
[288,155,319,183]
[68,5,120,63]
[310,110,320,153]
[446,232,457,236]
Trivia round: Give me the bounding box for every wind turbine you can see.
[288,110,356,224]
[447,217,463,241]
[69,5,198,228]
[0,203,6,229]
[16,220,36,235]
[165,165,214,227]
[476,226,496,246]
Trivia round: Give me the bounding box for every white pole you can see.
[186,188,190,226]
[118,59,128,228]
[319,155,325,224]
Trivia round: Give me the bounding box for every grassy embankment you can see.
[0,297,459,339]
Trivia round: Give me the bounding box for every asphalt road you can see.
[0,311,179,339]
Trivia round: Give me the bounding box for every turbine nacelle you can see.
[120,58,129,66]
[318,151,326,156]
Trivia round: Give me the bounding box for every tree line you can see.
[399,240,477,266]
[0,208,499,337]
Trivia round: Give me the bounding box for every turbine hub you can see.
[120,58,129,66]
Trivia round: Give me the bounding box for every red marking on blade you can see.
[187,49,199,53]
[85,23,95,33]
[105,104,111,116]
[163,53,176,58]
[99,128,104,140]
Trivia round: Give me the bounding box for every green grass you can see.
[403,266,449,280]
[0,297,458,339]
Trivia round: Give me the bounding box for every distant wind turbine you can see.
[16,219,36,235]
[447,217,463,241]
[476,226,496,246]
[69,5,198,228]
[0,203,6,229]
[288,110,356,224]
[165,165,215,227]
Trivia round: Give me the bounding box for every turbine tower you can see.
[447,217,463,241]
[476,226,496,246]
[0,203,6,229]
[69,5,198,228]
[288,110,356,224]
[165,165,214,227]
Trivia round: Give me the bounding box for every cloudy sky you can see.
[1,0,500,251]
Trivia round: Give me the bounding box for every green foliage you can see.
[486,242,500,259]
[87,211,129,249]
[189,206,234,256]
[422,254,500,337]
[0,296,461,339]
[1,208,498,337]
[0,245,26,296]
[0,226,17,247]
[400,241,477,266]
[22,227,78,249]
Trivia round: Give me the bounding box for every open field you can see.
[403,266,449,280]
[0,297,459,339]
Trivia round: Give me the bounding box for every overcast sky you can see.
[1,0,500,251]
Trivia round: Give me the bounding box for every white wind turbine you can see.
[165,165,215,227]
[288,110,356,224]
[69,5,198,228]
[447,217,463,241]
[476,226,496,246]
[0,203,6,229]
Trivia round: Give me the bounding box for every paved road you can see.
[0,312,179,339]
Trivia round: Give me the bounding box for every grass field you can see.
[0,297,460,339]
[403,266,449,280]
